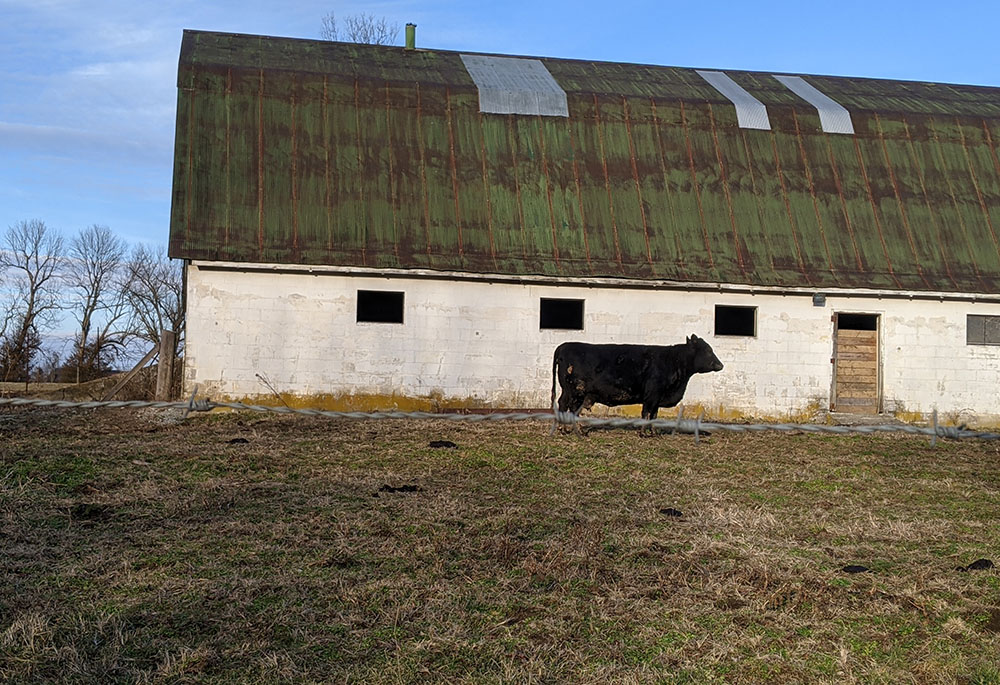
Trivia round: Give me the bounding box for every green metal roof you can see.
[169,29,1000,293]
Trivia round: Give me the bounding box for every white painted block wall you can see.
[185,264,1000,424]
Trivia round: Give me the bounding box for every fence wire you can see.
[2,394,999,444]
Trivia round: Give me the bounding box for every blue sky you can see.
[2,0,999,251]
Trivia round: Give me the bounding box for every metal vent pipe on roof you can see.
[405,23,416,50]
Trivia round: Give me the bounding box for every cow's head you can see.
[687,334,724,373]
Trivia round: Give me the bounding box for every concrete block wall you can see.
[185,264,1000,424]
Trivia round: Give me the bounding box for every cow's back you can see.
[556,342,651,372]
[554,343,654,405]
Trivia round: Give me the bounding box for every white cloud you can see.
[0,120,173,168]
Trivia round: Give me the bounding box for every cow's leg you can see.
[555,390,586,435]
[558,395,594,437]
[640,403,666,436]
[649,406,672,435]
[573,396,592,436]
[639,404,654,437]
[573,395,594,437]
[553,389,570,433]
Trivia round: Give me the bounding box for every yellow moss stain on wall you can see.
[203,392,1000,429]
[653,401,825,424]
[892,408,925,424]
[888,405,1000,430]
[553,401,825,424]
[214,391,496,413]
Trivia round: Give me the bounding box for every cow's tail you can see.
[549,346,561,435]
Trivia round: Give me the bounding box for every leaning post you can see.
[155,329,176,401]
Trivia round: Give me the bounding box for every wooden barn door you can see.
[831,313,880,414]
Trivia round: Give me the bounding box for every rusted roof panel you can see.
[170,30,1000,293]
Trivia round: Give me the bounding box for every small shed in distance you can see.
[169,29,1000,425]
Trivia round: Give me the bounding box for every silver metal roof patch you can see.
[774,75,854,134]
[696,70,770,130]
[460,54,569,117]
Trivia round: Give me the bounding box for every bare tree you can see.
[32,343,66,383]
[0,259,14,344]
[0,321,43,385]
[65,224,128,382]
[121,244,184,361]
[320,11,399,44]
[0,220,64,382]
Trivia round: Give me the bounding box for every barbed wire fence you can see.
[2,392,999,445]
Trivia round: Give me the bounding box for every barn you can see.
[168,29,1000,424]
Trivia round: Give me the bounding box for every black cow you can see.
[551,335,724,426]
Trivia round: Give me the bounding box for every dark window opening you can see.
[540,298,584,330]
[967,314,1000,345]
[357,290,404,324]
[715,305,756,336]
[837,313,878,331]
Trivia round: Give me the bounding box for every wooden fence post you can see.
[100,344,157,401]
[155,329,176,401]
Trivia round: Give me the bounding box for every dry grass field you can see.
[2,406,999,683]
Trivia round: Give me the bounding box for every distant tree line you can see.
[0,219,183,384]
